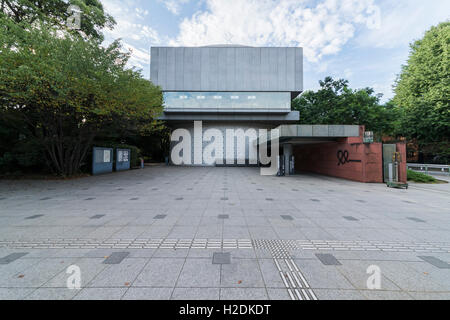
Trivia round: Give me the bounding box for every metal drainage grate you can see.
[25,215,44,220]
[212,252,231,264]
[103,252,129,264]
[90,215,105,220]
[408,217,426,223]
[315,253,342,266]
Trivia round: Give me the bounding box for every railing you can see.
[407,163,450,176]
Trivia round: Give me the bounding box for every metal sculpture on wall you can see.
[337,150,362,166]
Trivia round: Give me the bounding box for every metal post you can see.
[388,163,393,182]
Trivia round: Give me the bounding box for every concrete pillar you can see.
[283,144,293,176]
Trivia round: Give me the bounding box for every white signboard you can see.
[118,150,129,163]
[103,150,111,163]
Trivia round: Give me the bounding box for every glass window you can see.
[163,92,291,111]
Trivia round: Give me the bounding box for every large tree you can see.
[393,21,449,162]
[0,18,162,176]
[1,0,115,40]
[292,77,399,138]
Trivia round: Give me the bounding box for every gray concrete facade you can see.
[151,46,362,167]
[150,46,303,94]
[151,45,305,166]
[258,125,361,146]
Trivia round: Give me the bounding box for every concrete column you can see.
[283,144,293,176]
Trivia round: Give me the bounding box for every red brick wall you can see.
[293,126,407,183]
[396,142,407,183]
[294,141,384,183]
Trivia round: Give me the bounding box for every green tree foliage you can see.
[292,77,399,138]
[0,18,162,176]
[0,114,45,174]
[0,0,115,40]
[393,22,449,162]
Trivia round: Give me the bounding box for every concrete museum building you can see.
[150,45,407,183]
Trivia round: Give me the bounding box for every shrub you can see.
[407,169,437,183]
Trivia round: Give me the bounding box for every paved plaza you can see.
[0,166,449,300]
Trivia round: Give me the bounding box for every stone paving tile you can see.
[0,257,43,283]
[221,259,265,288]
[259,259,286,288]
[2,258,78,288]
[248,227,278,239]
[73,288,128,300]
[223,226,251,239]
[133,258,185,288]
[172,288,220,300]
[44,258,107,288]
[152,249,190,258]
[87,258,147,288]
[313,289,367,300]
[168,226,197,239]
[267,288,292,300]
[336,260,402,291]
[24,288,80,300]
[196,226,222,239]
[408,292,450,300]
[362,290,414,300]
[0,288,34,300]
[177,258,220,288]
[220,288,268,300]
[376,261,448,292]
[223,249,257,259]
[405,261,450,291]
[301,228,336,241]
[293,259,354,290]
[122,288,173,300]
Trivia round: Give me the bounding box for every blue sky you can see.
[100,0,450,102]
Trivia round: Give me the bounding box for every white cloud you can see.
[357,0,450,48]
[371,81,395,102]
[100,0,162,72]
[170,0,381,62]
[122,42,150,70]
[101,0,160,44]
[159,0,190,15]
